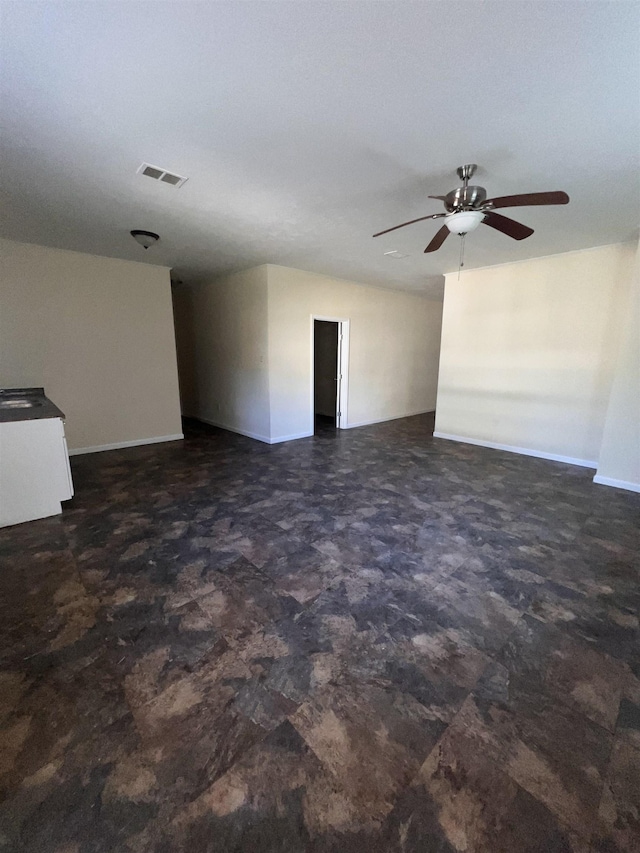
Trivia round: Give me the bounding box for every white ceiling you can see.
[1,1,638,298]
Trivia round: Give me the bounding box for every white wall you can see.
[267,265,443,441]
[595,242,640,491]
[434,243,636,467]
[0,238,183,452]
[187,266,271,441]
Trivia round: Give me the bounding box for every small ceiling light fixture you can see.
[130,229,160,249]
[444,211,485,278]
[444,210,484,235]
[441,210,484,279]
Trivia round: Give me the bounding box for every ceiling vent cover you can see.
[137,163,188,188]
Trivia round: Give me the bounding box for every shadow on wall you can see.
[171,283,199,417]
[435,375,606,462]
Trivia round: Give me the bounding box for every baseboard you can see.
[433,432,597,469]
[194,416,271,444]
[270,430,314,444]
[593,475,640,493]
[195,411,435,442]
[344,409,435,430]
[69,433,184,456]
[195,416,313,445]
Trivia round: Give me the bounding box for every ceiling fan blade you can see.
[428,195,447,200]
[483,211,534,240]
[484,191,569,209]
[373,214,437,238]
[424,226,450,253]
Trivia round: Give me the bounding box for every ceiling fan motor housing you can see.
[445,185,487,212]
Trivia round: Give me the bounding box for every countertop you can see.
[0,388,66,423]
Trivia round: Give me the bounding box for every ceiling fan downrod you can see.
[457,164,477,190]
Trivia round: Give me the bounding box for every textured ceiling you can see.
[1,1,638,299]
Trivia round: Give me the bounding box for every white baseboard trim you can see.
[433,432,597,469]
[69,433,184,456]
[195,411,435,443]
[344,409,435,430]
[270,431,314,444]
[194,416,271,444]
[592,475,640,493]
[194,416,313,445]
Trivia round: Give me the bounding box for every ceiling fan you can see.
[373,164,569,253]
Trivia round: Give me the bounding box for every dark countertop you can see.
[0,387,66,423]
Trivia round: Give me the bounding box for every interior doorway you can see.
[312,317,349,434]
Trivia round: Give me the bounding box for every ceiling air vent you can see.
[137,162,188,188]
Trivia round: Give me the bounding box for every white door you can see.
[335,322,343,428]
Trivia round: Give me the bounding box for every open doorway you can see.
[312,317,349,434]
[314,320,338,432]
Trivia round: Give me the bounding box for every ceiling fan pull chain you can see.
[458,233,466,279]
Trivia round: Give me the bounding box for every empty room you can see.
[1,2,639,851]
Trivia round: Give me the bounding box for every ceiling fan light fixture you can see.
[130,229,160,249]
[373,164,569,253]
[445,210,484,235]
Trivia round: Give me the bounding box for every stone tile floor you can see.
[0,413,639,852]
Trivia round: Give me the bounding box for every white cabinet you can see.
[0,417,74,528]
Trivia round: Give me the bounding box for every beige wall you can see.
[267,265,443,441]
[186,266,271,440]
[595,242,640,491]
[179,264,443,443]
[434,243,636,465]
[0,238,183,452]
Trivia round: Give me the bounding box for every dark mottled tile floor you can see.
[1,413,639,853]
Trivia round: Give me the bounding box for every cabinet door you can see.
[54,418,74,500]
[0,417,74,527]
